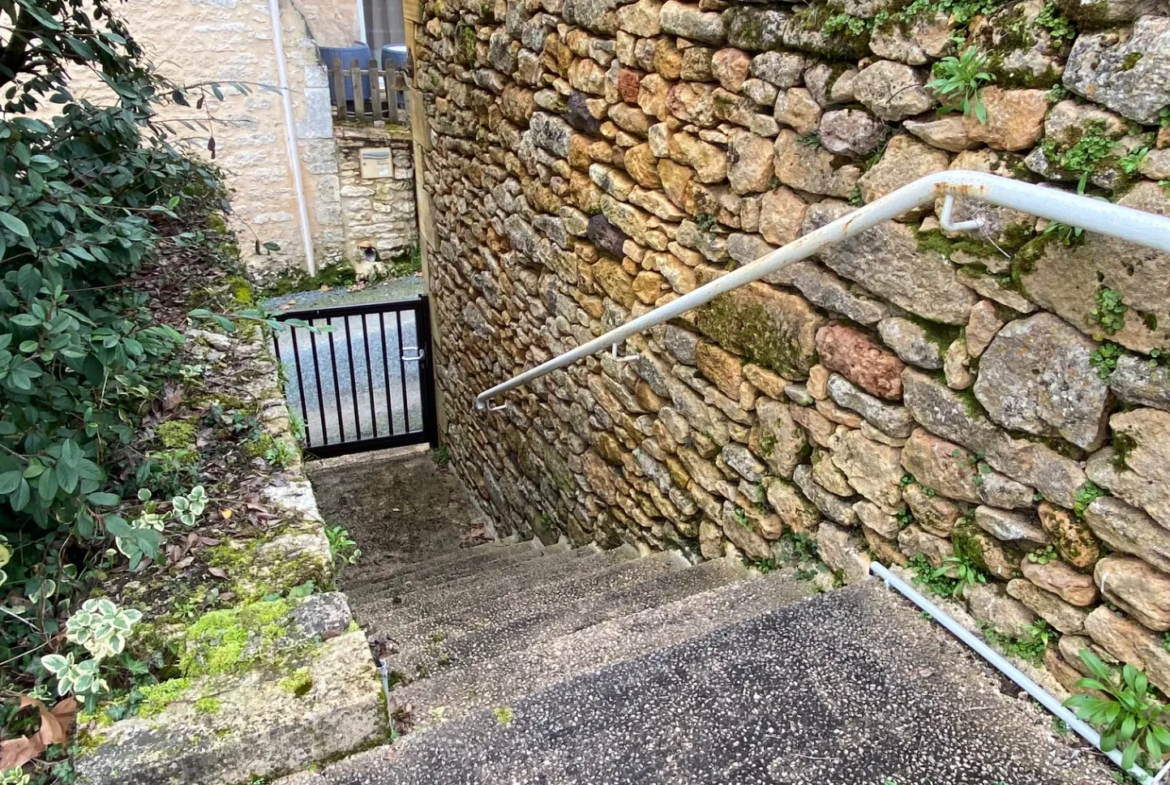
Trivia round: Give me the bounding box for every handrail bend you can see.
[476,170,1170,409]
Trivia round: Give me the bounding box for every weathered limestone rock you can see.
[695,341,743,400]
[773,88,822,135]
[956,524,1019,581]
[812,447,854,496]
[827,374,914,438]
[877,317,945,370]
[75,631,384,785]
[817,521,872,584]
[965,583,1038,638]
[793,464,858,526]
[815,324,906,401]
[853,60,933,121]
[829,428,904,514]
[904,483,965,538]
[752,397,808,478]
[855,500,901,540]
[695,280,824,380]
[1084,496,1170,575]
[766,261,891,326]
[965,300,1005,358]
[667,132,727,183]
[818,109,887,158]
[1007,579,1088,634]
[1037,502,1102,570]
[857,134,949,206]
[728,131,776,195]
[751,51,806,88]
[1095,556,1170,631]
[1018,185,1170,355]
[792,404,837,447]
[660,0,726,44]
[964,88,1048,152]
[1084,606,1170,695]
[764,476,821,534]
[617,0,663,36]
[804,201,976,325]
[973,505,1048,548]
[1087,408,1170,530]
[898,524,954,567]
[943,338,973,391]
[711,48,751,92]
[773,129,860,198]
[720,501,772,559]
[757,186,807,247]
[1020,559,1098,608]
[903,116,975,153]
[869,11,951,65]
[901,429,980,503]
[1063,15,1170,125]
[973,313,1109,451]
[1110,355,1170,412]
[902,369,1087,508]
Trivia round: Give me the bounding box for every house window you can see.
[361,0,406,53]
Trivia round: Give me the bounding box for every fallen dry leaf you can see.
[221,509,232,520]
[207,567,227,579]
[0,735,44,769]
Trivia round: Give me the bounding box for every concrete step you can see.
[346,543,603,610]
[350,544,635,623]
[342,539,551,595]
[382,554,748,684]
[310,580,1114,785]
[374,551,689,680]
[392,562,816,730]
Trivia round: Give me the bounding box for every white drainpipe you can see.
[268,0,318,276]
[357,0,369,48]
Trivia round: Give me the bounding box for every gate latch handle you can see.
[403,347,426,362]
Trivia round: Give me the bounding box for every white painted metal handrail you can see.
[871,562,1155,783]
[476,170,1170,409]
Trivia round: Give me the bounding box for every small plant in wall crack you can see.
[326,526,362,565]
[1026,545,1058,565]
[1065,649,1170,770]
[1089,287,1128,336]
[1091,343,1124,382]
[928,47,994,124]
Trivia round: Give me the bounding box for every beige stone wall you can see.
[335,123,419,267]
[418,0,1170,703]
[61,0,423,277]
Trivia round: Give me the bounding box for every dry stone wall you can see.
[417,0,1170,695]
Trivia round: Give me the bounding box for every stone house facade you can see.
[417,0,1170,705]
[100,0,418,277]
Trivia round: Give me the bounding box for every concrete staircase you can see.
[280,537,1114,785]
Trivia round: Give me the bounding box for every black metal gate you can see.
[272,295,439,458]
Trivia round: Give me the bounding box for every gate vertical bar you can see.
[361,313,378,438]
[327,317,345,442]
[378,310,395,435]
[418,295,440,448]
[395,310,411,433]
[309,328,328,444]
[343,315,362,438]
[288,327,312,448]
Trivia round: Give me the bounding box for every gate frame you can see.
[273,294,440,459]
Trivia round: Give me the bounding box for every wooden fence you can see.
[329,59,410,124]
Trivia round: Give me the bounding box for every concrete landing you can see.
[302,581,1113,785]
[307,446,492,575]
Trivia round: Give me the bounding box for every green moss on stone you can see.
[194,697,222,715]
[139,678,193,718]
[280,668,314,697]
[696,291,815,380]
[157,421,198,449]
[179,597,296,678]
